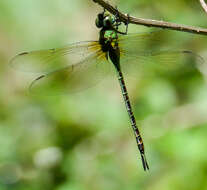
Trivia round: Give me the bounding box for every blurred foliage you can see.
[0,0,207,189]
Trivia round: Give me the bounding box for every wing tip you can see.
[29,75,45,93]
[19,52,29,56]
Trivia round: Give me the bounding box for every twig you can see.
[93,0,207,36]
[200,0,207,15]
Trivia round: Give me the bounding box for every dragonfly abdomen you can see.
[116,68,149,171]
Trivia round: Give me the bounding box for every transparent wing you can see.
[29,50,110,95]
[118,31,204,76]
[10,41,101,73]
[10,41,112,95]
[118,30,166,52]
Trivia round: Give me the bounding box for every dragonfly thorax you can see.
[98,28,120,69]
[104,30,118,43]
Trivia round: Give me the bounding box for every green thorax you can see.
[103,30,118,44]
[101,29,120,69]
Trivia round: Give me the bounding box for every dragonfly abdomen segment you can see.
[116,69,149,171]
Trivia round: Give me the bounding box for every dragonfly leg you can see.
[113,9,130,35]
[123,13,130,35]
[116,68,149,171]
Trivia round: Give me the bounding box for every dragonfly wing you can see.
[118,30,165,51]
[118,32,204,76]
[10,41,101,73]
[10,41,112,95]
[29,49,110,95]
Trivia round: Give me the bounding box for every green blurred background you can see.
[1,0,207,189]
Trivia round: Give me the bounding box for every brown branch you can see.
[200,0,207,15]
[93,0,207,36]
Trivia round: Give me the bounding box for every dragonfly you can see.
[10,10,203,171]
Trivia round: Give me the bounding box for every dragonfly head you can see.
[95,11,116,29]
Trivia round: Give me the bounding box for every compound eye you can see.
[103,16,111,27]
[95,13,104,28]
[95,18,102,28]
[98,13,104,20]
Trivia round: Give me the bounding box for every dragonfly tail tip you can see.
[141,153,149,171]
